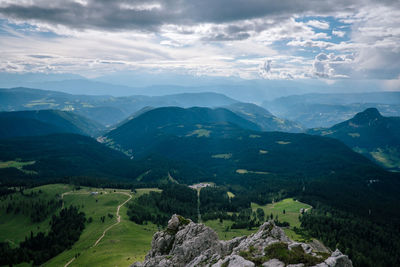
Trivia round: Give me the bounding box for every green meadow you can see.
[1,184,312,266]
[0,184,161,267]
[251,198,312,240]
[203,198,311,242]
[0,184,74,245]
[45,187,160,267]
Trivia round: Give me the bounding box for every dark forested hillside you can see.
[0,134,133,182]
[104,106,261,155]
[104,106,400,223]
[0,110,104,138]
[225,102,304,133]
[308,108,400,171]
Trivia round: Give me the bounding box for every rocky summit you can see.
[132,214,352,267]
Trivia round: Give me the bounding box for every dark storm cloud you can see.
[0,1,172,31]
[0,0,398,32]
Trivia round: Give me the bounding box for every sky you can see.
[0,0,400,91]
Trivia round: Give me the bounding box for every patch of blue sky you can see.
[269,40,320,59]
[292,47,323,58]
[0,19,15,36]
[0,19,60,38]
[296,16,351,43]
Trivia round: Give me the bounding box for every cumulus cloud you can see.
[349,6,400,79]
[264,60,272,73]
[0,0,400,83]
[306,20,330,29]
[258,58,300,80]
[312,53,354,78]
[332,30,346,37]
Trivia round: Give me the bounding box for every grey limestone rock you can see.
[314,249,353,267]
[263,258,285,267]
[212,255,255,267]
[132,215,353,267]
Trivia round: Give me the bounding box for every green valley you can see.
[1,183,316,267]
[0,184,161,267]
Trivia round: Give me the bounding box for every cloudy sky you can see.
[0,0,400,89]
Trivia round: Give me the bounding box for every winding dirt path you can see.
[61,191,132,267]
[64,257,76,267]
[93,192,132,247]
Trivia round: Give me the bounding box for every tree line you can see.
[0,205,86,266]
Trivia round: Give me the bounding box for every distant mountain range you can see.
[264,92,400,128]
[308,108,400,171]
[0,87,303,132]
[0,87,237,126]
[1,87,399,176]
[0,72,389,102]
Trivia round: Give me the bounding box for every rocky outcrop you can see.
[132,214,352,267]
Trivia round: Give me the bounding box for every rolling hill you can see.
[104,106,378,173]
[308,108,400,171]
[104,106,261,156]
[224,102,304,133]
[103,106,400,222]
[0,110,104,138]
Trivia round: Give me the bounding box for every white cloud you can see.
[332,30,346,37]
[0,1,399,85]
[306,20,330,30]
[264,60,272,73]
[348,6,400,79]
[312,52,354,78]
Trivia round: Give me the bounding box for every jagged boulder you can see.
[132,214,353,267]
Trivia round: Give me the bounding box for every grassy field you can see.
[370,147,400,169]
[0,184,74,245]
[227,191,235,198]
[1,184,313,266]
[204,219,256,240]
[45,188,161,267]
[251,198,312,240]
[0,160,37,174]
[204,198,312,242]
[0,184,162,267]
[236,169,269,175]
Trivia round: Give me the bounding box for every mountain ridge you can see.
[308,108,400,170]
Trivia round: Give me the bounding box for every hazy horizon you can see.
[0,0,400,96]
